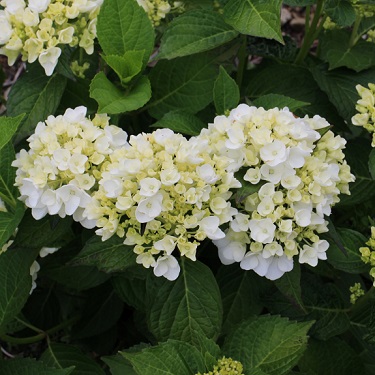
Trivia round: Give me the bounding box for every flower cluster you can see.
[352,83,375,146]
[0,0,102,75]
[136,0,184,26]
[196,357,244,375]
[12,106,129,228]
[359,227,375,285]
[84,128,239,280]
[200,105,354,280]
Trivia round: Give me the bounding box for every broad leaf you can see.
[299,338,366,375]
[320,30,375,72]
[90,73,151,114]
[157,10,238,59]
[213,66,240,115]
[147,259,222,343]
[7,64,66,143]
[216,264,263,334]
[253,93,309,111]
[326,228,369,273]
[369,148,375,179]
[41,343,105,375]
[147,53,218,119]
[0,247,39,331]
[223,0,283,43]
[324,0,356,27]
[103,50,145,85]
[97,0,154,66]
[274,264,306,313]
[0,358,74,375]
[102,356,137,375]
[151,111,207,136]
[122,340,206,375]
[72,235,137,273]
[0,114,24,152]
[222,316,313,375]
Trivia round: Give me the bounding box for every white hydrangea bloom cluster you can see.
[136,0,184,26]
[12,106,129,228]
[84,128,240,280]
[352,83,375,146]
[199,104,354,280]
[0,0,102,75]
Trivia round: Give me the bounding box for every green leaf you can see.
[223,0,283,43]
[157,10,238,59]
[283,0,315,5]
[222,316,313,375]
[326,228,369,273]
[324,0,356,27]
[213,66,240,115]
[0,358,74,375]
[72,286,123,340]
[311,63,375,124]
[216,265,263,334]
[320,29,375,72]
[299,338,366,375]
[247,60,346,130]
[103,50,145,85]
[97,0,154,66]
[14,215,74,249]
[7,64,67,143]
[147,259,222,343]
[41,343,106,375]
[0,114,24,151]
[150,111,207,136]
[274,264,307,314]
[339,138,375,205]
[358,15,375,36]
[102,356,137,375]
[0,247,39,331]
[71,235,137,273]
[147,53,218,119]
[253,93,309,111]
[90,73,151,114]
[122,340,206,375]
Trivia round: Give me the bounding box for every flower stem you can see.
[349,15,362,48]
[236,35,248,90]
[294,0,325,64]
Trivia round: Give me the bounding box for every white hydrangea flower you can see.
[153,254,180,281]
[136,0,184,26]
[200,104,354,280]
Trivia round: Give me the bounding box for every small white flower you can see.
[0,11,13,45]
[135,193,163,223]
[38,47,61,76]
[299,240,329,267]
[244,167,261,184]
[217,241,246,265]
[240,251,271,277]
[249,218,276,244]
[196,164,218,184]
[153,254,180,281]
[139,177,161,197]
[39,246,60,258]
[260,140,287,166]
[28,0,50,13]
[160,168,180,185]
[264,255,293,280]
[198,216,225,240]
[154,235,177,255]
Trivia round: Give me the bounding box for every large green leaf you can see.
[299,338,365,375]
[102,356,137,375]
[0,358,74,375]
[122,340,206,375]
[7,64,66,143]
[41,343,105,375]
[157,10,238,59]
[216,265,263,334]
[151,111,207,136]
[253,93,309,111]
[222,316,313,375]
[0,246,39,331]
[71,235,137,273]
[0,114,24,152]
[320,30,375,72]
[324,0,356,27]
[246,60,346,130]
[90,73,151,114]
[147,259,222,343]
[326,228,369,273]
[310,63,375,124]
[223,0,283,43]
[274,264,306,314]
[96,0,154,66]
[213,66,240,115]
[147,53,218,119]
